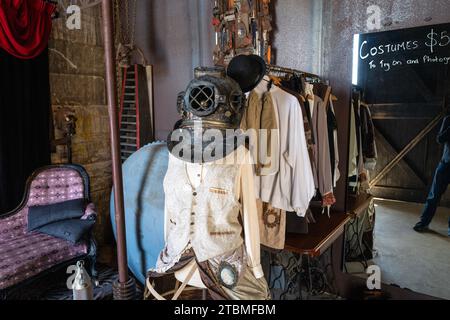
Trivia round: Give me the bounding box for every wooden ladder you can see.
[118,64,155,163]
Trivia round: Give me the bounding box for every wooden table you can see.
[271,209,351,299]
[284,210,351,257]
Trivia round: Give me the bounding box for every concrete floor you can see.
[372,199,450,300]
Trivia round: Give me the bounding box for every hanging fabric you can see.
[241,88,279,176]
[329,98,340,187]
[265,65,337,214]
[360,103,378,171]
[0,48,52,213]
[0,0,56,59]
[250,82,316,216]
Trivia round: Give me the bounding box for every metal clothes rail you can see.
[266,64,322,82]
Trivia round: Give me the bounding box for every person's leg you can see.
[448,216,450,236]
[415,161,450,231]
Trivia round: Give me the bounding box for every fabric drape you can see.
[0,48,51,213]
[0,0,55,59]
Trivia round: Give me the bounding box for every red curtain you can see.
[0,0,55,59]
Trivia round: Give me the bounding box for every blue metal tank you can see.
[110,142,168,284]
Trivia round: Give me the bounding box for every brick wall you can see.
[49,5,113,246]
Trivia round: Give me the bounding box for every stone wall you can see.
[49,5,113,246]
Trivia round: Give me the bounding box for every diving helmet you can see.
[168,55,266,163]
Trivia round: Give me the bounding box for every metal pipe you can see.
[266,64,321,81]
[101,0,129,284]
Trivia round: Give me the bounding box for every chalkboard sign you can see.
[356,23,450,104]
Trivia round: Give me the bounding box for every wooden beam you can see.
[369,112,444,189]
[373,128,428,187]
[370,102,442,120]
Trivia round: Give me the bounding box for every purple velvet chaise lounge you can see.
[0,164,97,299]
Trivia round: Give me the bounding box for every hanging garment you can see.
[360,104,377,171]
[355,99,368,179]
[251,84,315,216]
[0,48,51,213]
[327,100,337,183]
[301,97,315,145]
[329,99,340,187]
[311,95,335,204]
[278,86,316,167]
[354,97,365,176]
[310,82,336,207]
[348,98,359,178]
[299,83,319,192]
[0,0,55,59]
[257,200,286,250]
[351,93,370,192]
[241,86,280,176]
[280,74,303,93]
[300,99,316,169]
[304,83,315,118]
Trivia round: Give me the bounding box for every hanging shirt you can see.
[251,84,315,217]
[329,99,340,187]
[277,85,316,170]
[360,104,377,171]
[311,95,334,198]
[348,98,359,177]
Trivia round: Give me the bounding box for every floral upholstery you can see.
[28,168,85,207]
[0,231,88,290]
[0,167,93,291]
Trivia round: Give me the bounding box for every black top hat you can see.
[226,54,267,93]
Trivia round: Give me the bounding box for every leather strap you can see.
[146,263,199,300]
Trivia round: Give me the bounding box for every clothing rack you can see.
[266,64,322,83]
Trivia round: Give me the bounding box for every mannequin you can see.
[146,55,270,300]
[172,146,264,294]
